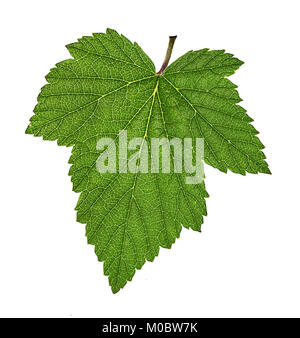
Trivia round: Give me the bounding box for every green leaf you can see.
[26,28,270,293]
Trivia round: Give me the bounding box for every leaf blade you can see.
[26,30,269,294]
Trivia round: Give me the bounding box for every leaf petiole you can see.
[157,35,177,74]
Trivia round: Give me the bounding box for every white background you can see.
[0,0,299,317]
